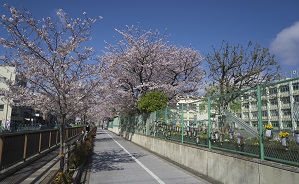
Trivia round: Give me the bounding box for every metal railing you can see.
[0,124,42,133]
[0,126,84,171]
[47,126,96,184]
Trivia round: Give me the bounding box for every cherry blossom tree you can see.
[101,25,205,116]
[0,4,103,172]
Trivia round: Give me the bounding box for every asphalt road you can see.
[88,129,211,184]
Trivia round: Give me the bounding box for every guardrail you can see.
[47,127,97,184]
[0,126,84,171]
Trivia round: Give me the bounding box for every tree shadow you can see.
[119,114,150,141]
[93,137,123,143]
[95,131,107,135]
[90,149,147,172]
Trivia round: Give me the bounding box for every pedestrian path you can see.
[88,129,210,184]
[0,148,60,184]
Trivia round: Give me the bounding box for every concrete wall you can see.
[108,126,120,135]
[110,129,299,184]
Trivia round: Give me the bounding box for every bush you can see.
[137,90,168,113]
[51,127,97,183]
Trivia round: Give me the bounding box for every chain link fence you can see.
[113,77,299,166]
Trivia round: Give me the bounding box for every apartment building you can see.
[0,65,16,129]
[176,96,213,128]
[241,78,299,130]
[174,76,299,131]
[0,65,42,130]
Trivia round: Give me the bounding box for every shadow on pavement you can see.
[95,131,107,135]
[93,137,123,143]
[90,149,147,172]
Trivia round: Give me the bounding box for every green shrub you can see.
[51,127,97,183]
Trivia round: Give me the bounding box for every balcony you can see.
[268,93,277,98]
[261,106,268,110]
[250,106,258,111]
[280,92,290,97]
[281,116,292,121]
[242,109,250,113]
[269,105,278,110]
[269,116,279,121]
[292,90,299,95]
[281,104,291,109]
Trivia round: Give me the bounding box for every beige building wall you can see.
[0,66,16,127]
[241,79,299,130]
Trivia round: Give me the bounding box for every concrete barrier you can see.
[108,126,120,135]
[111,130,299,184]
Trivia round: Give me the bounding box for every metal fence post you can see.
[146,114,150,135]
[154,111,157,137]
[165,108,168,124]
[257,85,265,160]
[0,137,2,169]
[208,97,211,149]
[181,103,184,143]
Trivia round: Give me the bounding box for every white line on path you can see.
[105,131,165,184]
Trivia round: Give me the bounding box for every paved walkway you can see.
[0,148,60,184]
[88,129,210,184]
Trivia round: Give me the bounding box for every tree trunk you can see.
[59,114,66,173]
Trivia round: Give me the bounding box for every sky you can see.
[0,0,299,77]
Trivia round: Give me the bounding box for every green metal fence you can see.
[116,77,299,167]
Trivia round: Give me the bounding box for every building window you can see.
[294,95,299,103]
[188,103,197,107]
[0,104,4,111]
[251,92,257,98]
[271,121,279,127]
[242,94,249,100]
[262,111,268,117]
[251,101,258,108]
[261,100,267,107]
[283,121,292,128]
[243,112,249,118]
[293,82,299,91]
[252,121,258,127]
[270,99,278,105]
[251,111,258,117]
[12,108,20,116]
[261,89,268,96]
[282,109,291,116]
[243,103,249,109]
[236,113,241,118]
[280,85,289,93]
[269,87,277,95]
[0,77,7,82]
[281,97,290,104]
[270,110,279,116]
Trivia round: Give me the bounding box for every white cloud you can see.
[270,22,299,66]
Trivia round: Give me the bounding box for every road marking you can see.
[105,131,165,184]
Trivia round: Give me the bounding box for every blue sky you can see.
[1,0,299,76]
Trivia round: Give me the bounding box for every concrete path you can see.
[88,129,210,184]
[0,148,60,184]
